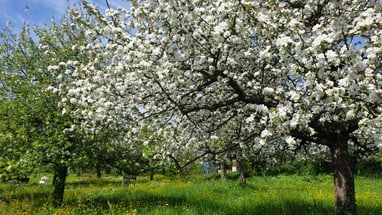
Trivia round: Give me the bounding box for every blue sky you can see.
[0,0,128,32]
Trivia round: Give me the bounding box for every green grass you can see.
[0,174,381,215]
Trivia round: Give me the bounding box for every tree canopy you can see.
[47,1,382,214]
[1,0,381,214]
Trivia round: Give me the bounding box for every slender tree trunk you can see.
[220,162,226,180]
[52,164,68,208]
[150,168,154,181]
[149,159,154,180]
[122,171,126,187]
[330,141,356,215]
[96,163,102,178]
[238,160,247,185]
[239,170,246,184]
[76,166,81,177]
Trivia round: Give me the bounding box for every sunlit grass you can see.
[0,174,381,214]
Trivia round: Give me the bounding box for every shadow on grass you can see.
[60,179,382,215]
[65,179,122,188]
[2,179,381,215]
[61,189,340,215]
[0,183,52,208]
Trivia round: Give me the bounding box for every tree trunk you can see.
[330,142,356,215]
[76,167,81,177]
[52,164,68,208]
[96,163,102,178]
[239,170,246,184]
[221,162,226,180]
[238,160,247,185]
[122,171,126,187]
[150,168,154,181]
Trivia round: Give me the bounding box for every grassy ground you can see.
[0,174,381,215]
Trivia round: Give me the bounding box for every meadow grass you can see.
[0,174,381,215]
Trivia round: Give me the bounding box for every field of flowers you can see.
[0,174,381,215]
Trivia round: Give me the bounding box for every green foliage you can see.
[0,16,159,206]
[0,24,41,178]
[280,159,321,176]
[357,159,382,177]
[0,14,104,207]
[224,172,241,180]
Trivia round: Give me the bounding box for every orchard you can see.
[1,0,382,214]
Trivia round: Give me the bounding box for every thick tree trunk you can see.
[330,142,356,215]
[52,164,68,208]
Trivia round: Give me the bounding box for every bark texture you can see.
[52,164,68,208]
[330,141,356,215]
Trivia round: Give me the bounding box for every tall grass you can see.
[0,174,381,214]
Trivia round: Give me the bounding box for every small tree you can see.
[0,15,93,206]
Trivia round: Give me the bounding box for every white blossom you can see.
[260,129,272,138]
[285,136,296,146]
[46,2,382,199]
[262,87,274,96]
[276,36,293,48]
[210,135,219,141]
[312,34,333,49]
[245,115,255,123]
